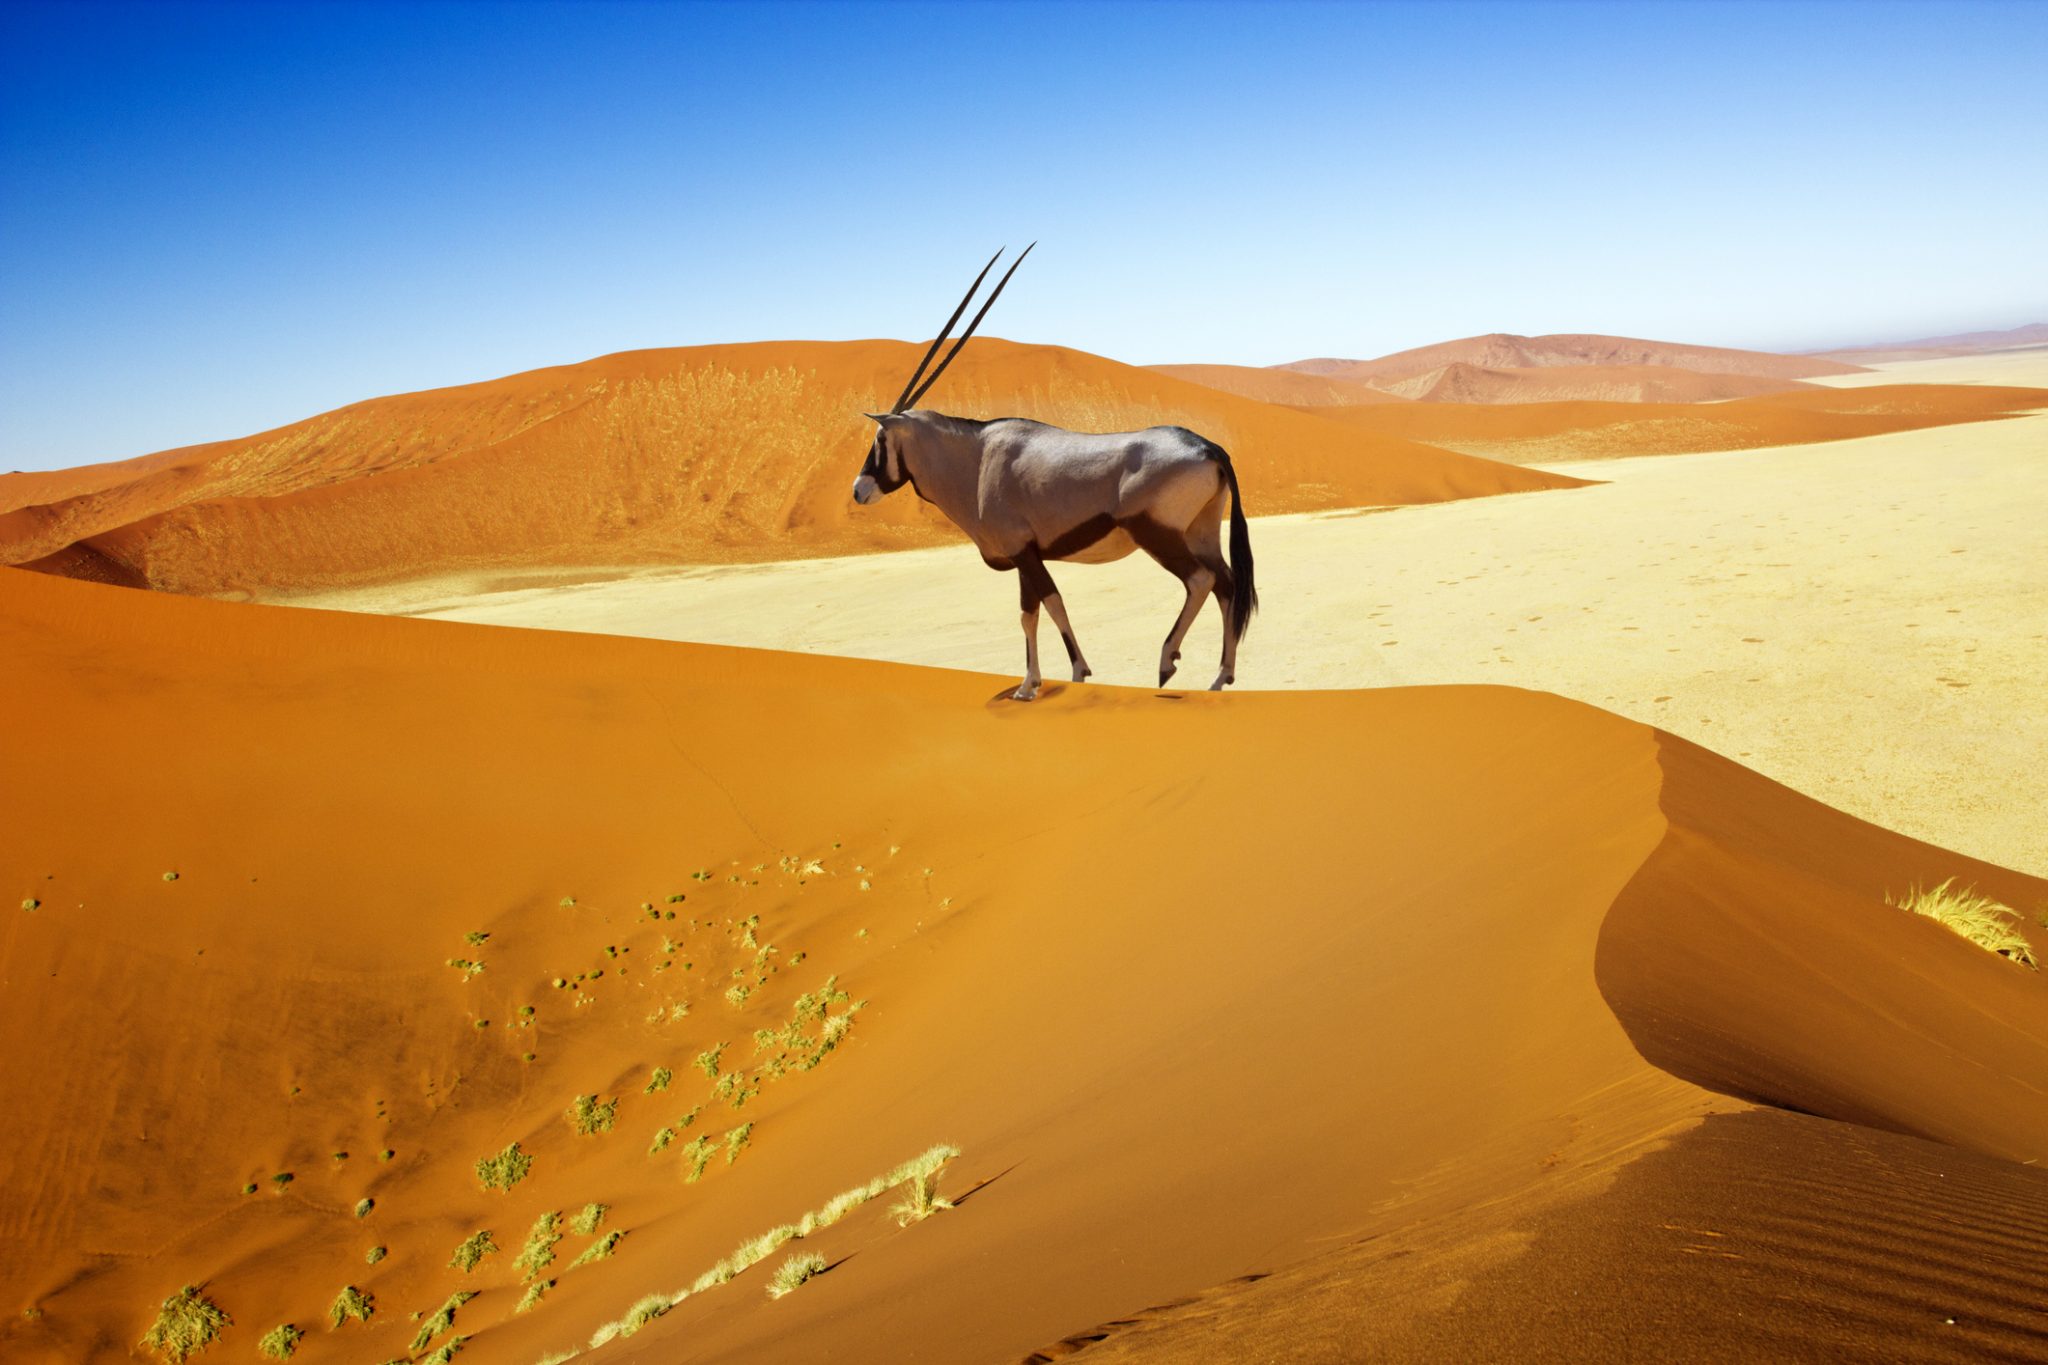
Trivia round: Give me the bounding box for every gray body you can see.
[853,410,1256,699]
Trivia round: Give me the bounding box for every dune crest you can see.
[1282,330,1865,391]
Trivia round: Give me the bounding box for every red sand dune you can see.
[1362,360,1815,404]
[1282,331,1866,390]
[3,567,2043,1364]
[1301,382,2048,462]
[0,340,1577,597]
[1143,363,1408,406]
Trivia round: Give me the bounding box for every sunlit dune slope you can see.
[4,569,2043,1365]
[1300,382,2048,462]
[1283,331,1865,388]
[0,340,1578,597]
[1144,363,1408,406]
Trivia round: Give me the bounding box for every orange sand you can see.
[3,567,2043,1364]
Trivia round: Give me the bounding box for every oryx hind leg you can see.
[1192,494,1239,690]
[1124,518,1214,688]
[1040,587,1091,682]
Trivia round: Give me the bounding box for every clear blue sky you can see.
[3,0,2043,470]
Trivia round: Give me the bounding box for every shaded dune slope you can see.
[1143,363,1408,406]
[1300,382,2048,463]
[1365,361,1814,404]
[2,570,2042,1365]
[0,341,1577,597]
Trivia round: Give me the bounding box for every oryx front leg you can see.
[1158,565,1216,688]
[1012,551,1057,702]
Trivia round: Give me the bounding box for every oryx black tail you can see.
[1210,444,1257,643]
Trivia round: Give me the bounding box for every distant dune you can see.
[1301,381,2048,462]
[1809,321,2048,364]
[1282,331,1865,393]
[1364,360,1816,404]
[0,339,1579,597]
[3,567,2043,1363]
[1144,363,1407,406]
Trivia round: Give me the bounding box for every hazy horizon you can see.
[4,0,2045,471]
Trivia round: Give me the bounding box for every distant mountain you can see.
[1281,332,1863,398]
[1807,322,2048,364]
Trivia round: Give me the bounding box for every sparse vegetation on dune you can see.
[570,1202,608,1237]
[1889,879,2039,967]
[517,1279,555,1314]
[408,1292,474,1354]
[329,1284,373,1326]
[516,1210,563,1278]
[256,1323,302,1358]
[568,1093,618,1134]
[450,1229,498,1273]
[767,1252,828,1299]
[588,1143,963,1342]
[475,1140,534,1190]
[572,1230,624,1266]
[139,1285,229,1363]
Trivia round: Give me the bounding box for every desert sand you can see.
[4,565,2043,1365]
[1281,331,1864,393]
[304,354,2048,876]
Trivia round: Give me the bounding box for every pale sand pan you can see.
[292,358,2048,875]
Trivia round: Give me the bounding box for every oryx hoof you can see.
[1158,665,1177,687]
[1012,682,1041,702]
[1072,665,1092,683]
[1209,672,1234,691]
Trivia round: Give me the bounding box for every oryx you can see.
[851,247,1256,701]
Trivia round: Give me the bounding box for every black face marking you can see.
[862,426,909,493]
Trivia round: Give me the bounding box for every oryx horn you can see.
[895,242,1035,413]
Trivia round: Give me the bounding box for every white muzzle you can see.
[852,474,882,505]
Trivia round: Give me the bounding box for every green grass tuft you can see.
[516,1210,563,1278]
[568,1094,618,1135]
[572,1230,624,1266]
[365,1245,386,1264]
[645,1066,672,1094]
[681,1135,715,1183]
[328,1285,373,1327]
[474,1141,534,1191]
[257,1323,302,1359]
[449,1229,498,1273]
[139,1285,229,1363]
[725,1122,753,1164]
[516,1279,555,1314]
[766,1252,827,1300]
[570,1201,609,1236]
[1889,879,2039,967]
[617,1293,674,1337]
[407,1292,474,1354]
[354,1197,374,1219]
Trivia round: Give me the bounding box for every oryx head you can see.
[853,243,1034,506]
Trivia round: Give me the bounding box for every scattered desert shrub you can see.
[407,1292,474,1353]
[649,1126,675,1155]
[329,1285,373,1326]
[464,930,490,946]
[270,1172,293,1189]
[572,1230,623,1266]
[354,1197,374,1219]
[767,1252,828,1300]
[892,1151,955,1226]
[445,957,485,978]
[365,1245,386,1264]
[516,1279,555,1314]
[257,1323,302,1358]
[695,1044,724,1079]
[570,1202,609,1236]
[568,1094,618,1135]
[1889,879,2039,967]
[617,1293,673,1337]
[21,898,38,911]
[682,1135,716,1182]
[475,1141,534,1191]
[516,1210,563,1278]
[726,1122,753,1164]
[449,1229,498,1273]
[422,1337,468,1364]
[645,1066,672,1093]
[139,1285,228,1362]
